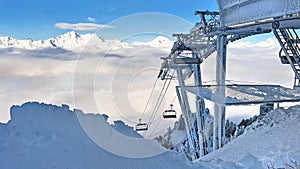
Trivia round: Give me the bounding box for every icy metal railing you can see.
[180,84,300,105]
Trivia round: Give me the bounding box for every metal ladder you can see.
[273,28,300,88]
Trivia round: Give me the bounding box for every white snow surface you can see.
[200,105,300,169]
[0,102,299,169]
[0,102,193,169]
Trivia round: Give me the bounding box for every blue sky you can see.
[0,0,217,40]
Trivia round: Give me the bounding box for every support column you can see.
[213,34,227,150]
[176,67,197,160]
[193,53,205,158]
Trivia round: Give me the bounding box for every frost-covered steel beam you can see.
[192,51,205,158]
[178,84,300,105]
[216,0,225,26]
[214,35,227,150]
[217,0,300,27]
[175,73,198,161]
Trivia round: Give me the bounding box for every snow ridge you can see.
[0,32,172,50]
[132,36,173,48]
[0,102,193,169]
[202,106,300,168]
[1,102,300,169]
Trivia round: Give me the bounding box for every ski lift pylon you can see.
[163,104,177,119]
[135,119,148,131]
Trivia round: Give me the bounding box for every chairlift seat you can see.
[279,48,297,64]
[279,55,296,64]
[163,109,177,118]
[135,123,148,131]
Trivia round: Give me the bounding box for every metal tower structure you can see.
[273,25,300,89]
[158,0,300,160]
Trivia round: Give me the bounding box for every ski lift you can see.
[279,48,296,64]
[163,104,177,119]
[135,119,148,131]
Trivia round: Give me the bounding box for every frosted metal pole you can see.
[215,0,224,26]
[193,52,205,157]
[212,0,227,151]
[213,34,227,150]
[213,106,219,151]
[176,67,197,160]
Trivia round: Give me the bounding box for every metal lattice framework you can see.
[156,0,300,161]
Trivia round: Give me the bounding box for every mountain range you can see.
[0,31,173,50]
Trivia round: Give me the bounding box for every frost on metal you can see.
[217,0,300,26]
[182,85,300,105]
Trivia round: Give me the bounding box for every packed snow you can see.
[200,105,300,168]
[0,102,191,169]
[0,102,299,169]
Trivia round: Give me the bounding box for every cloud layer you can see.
[55,22,114,31]
[0,36,295,135]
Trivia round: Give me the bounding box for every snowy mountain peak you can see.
[49,31,87,49]
[132,36,173,48]
[0,31,111,50]
[27,38,33,42]
[150,36,173,46]
[66,31,79,37]
[55,31,82,41]
[0,31,87,49]
[0,32,172,50]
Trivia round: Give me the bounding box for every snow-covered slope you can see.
[0,32,170,50]
[201,105,300,169]
[0,102,193,169]
[1,102,299,169]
